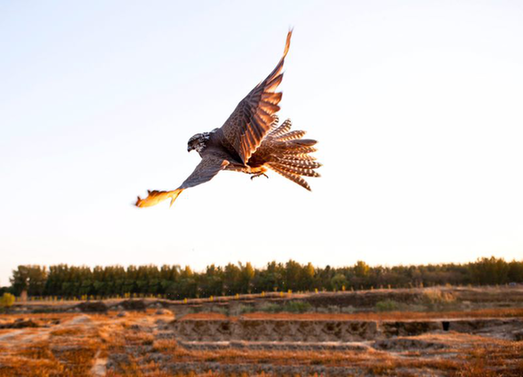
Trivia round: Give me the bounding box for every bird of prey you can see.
[136,30,321,208]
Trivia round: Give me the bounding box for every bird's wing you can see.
[135,156,229,208]
[219,30,292,164]
[178,155,230,190]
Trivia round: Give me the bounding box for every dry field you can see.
[0,287,522,376]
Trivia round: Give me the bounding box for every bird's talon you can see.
[251,172,268,180]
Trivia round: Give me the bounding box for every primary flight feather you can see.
[136,30,321,208]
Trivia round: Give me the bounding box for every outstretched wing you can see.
[220,30,292,164]
[179,156,230,189]
[135,156,229,208]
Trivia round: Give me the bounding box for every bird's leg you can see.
[250,171,269,180]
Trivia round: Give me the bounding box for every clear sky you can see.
[1,1,522,286]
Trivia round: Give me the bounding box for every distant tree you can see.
[408,266,423,287]
[354,261,370,278]
[316,265,335,291]
[109,265,126,295]
[223,263,241,295]
[0,286,12,296]
[160,264,180,295]
[284,260,302,291]
[10,265,47,296]
[239,262,255,293]
[45,264,64,296]
[508,260,523,283]
[257,261,284,291]
[331,273,347,291]
[300,262,315,291]
[199,264,223,296]
[7,257,523,300]
[175,265,197,298]
[469,257,509,285]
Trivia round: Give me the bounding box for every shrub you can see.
[209,306,228,316]
[315,305,341,313]
[340,305,356,314]
[282,301,311,313]
[0,292,15,309]
[238,304,255,314]
[375,299,400,312]
[421,288,456,304]
[258,303,282,313]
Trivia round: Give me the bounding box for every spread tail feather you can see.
[267,164,311,191]
[283,153,317,160]
[278,158,322,169]
[283,146,318,154]
[269,162,321,178]
[135,188,184,208]
[264,118,321,190]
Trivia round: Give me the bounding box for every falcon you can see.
[136,30,321,208]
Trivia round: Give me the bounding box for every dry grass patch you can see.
[152,339,178,353]
[0,305,521,377]
[450,341,523,377]
[179,312,230,321]
[50,327,84,336]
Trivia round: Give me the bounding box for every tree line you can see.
[2,257,522,300]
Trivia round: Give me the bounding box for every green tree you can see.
[284,260,302,291]
[7,258,523,300]
[223,263,241,295]
[508,260,523,283]
[469,257,509,285]
[175,265,197,298]
[316,265,335,290]
[256,261,284,292]
[300,262,315,291]
[199,264,224,296]
[160,265,180,295]
[239,262,255,293]
[10,265,47,296]
[331,273,347,290]
[354,261,370,278]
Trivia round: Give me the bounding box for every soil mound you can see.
[373,338,447,351]
[120,300,147,311]
[76,301,108,313]
[0,319,40,329]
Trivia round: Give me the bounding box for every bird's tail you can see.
[265,119,321,191]
[135,189,184,208]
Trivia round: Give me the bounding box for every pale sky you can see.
[1,1,522,286]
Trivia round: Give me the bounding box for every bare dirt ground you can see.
[0,286,522,376]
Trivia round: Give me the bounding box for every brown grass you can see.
[50,327,84,336]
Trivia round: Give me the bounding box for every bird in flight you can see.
[136,30,321,208]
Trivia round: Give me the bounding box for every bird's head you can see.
[187,129,217,153]
[187,132,210,153]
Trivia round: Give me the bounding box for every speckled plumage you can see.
[136,30,321,208]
